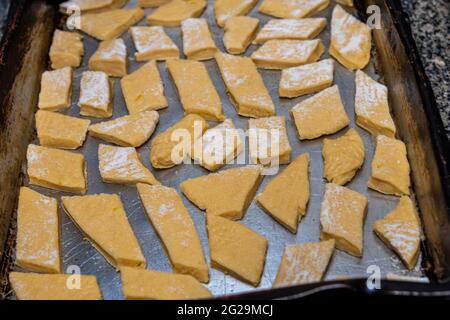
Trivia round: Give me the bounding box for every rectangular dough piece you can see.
[38,67,72,111]
[59,0,128,14]
[259,0,330,19]
[146,0,207,27]
[49,30,84,69]
[214,0,258,28]
[138,0,171,7]
[223,16,260,55]
[130,26,179,61]
[78,71,113,118]
[181,18,217,61]
[88,38,127,77]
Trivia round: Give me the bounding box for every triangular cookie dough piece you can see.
[329,5,371,70]
[49,30,84,69]
[207,215,268,286]
[251,39,324,69]
[78,71,113,118]
[138,0,171,7]
[79,7,144,40]
[223,16,259,55]
[320,183,368,257]
[99,144,159,185]
[273,240,335,287]
[215,52,275,118]
[130,26,179,61]
[27,144,87,194]
[150,114,208,169]
[89,110,159,147]
[336,0,353,6]
[62,194,146,268]
[291,85,350,140]
[167,59,224,121]
[88,38,127,77]
[137,184,209,282]
[180,166,263,220]
[120,267,211,300]
[146,0,206,27]
[59,0,127,14]
[368,135,411,196]
[355,70,396,138]
[181,18,217,61]
[256,153,309,233]
[15,187,61,274]
[214,0,258,28]
[10,272,102,300]
[373,197,421,270]
[259,0,329,19]
[120,61,168,114]
[38,67,72,111]
[322,128,364,185]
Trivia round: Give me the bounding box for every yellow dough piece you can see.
[373,197,421,270]
[214,0,258,28]
[259,0,329,19]
[322,128,364,185]
[146,0,206,27]
[291,85,350,140]
[181,165,263,220]
[336,0,353,6]
[62,194,146,268]
[15,187,60,274]
[78,71,113,118]
[120,61,168,114]
[207,215,268,286]
[256,153,309,233]
[27,144,87,194]
[130,26,179,61]
[223,16,259,54]
[368,135,411,196]
[120,267,211,300]
[355,70,396,138]
[329,5,371,70]
[181,18,217,61]
[215,52,275,118]
[49,30,84,69]
[98,144,159,185]
[167,59,224,121]
[137,184,209,282]
[88,38,127,77]
[138,0,171,7]
[10,272,102,300]
[38,67,72,111]
[251,39,324,69]
[320,183,368,257]
[150,114,208,169]
[59,0,127,14]
[273,240,335,287]
[89,110,159,147]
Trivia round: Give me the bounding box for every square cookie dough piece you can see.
[259,0,330,19]
[78,71,113,118]
[181,18,217,61]
[130,26,179,61]
[223,16,259,55]
[214,0,258,28]
[147,0,206,27]
[49,30,84,69]
[38,67,72,111]
[88,38,127,77]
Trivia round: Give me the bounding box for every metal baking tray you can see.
[1,0,450,299]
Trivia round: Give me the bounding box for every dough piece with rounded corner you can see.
[49,30,84,69]
[223,16,259,55]
[130,26,179,61]
[214,0,258,28]
[59,0,128,14]
[146,0,206,27]
[181,18,217,61]
[38,67,72,111]
[259,0,329,19]
[88,38,127,77]
[78,71,113,118]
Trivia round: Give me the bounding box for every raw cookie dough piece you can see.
[322,128,364,185]
[49,30,84,69]
[15,187,60,274]
[291,85,350,140]
[120,61,168,114]
[336,0,353,6]
[181,165,263,220]
[138,0,171,7]
[355,70,396,138]
[214,0,258,28]
[259,0,330,19]
[10,272,102,300]
[98,144,159,185]
[78,71,113,118]
[373,197,421,270]
[251,39,324,69]
[38,67,72,111]
[181,18,217,61]
[256,153,309,233]
[137,184,209,282]
[368,135,411,196]
[273,240,335,287]
[207,215,268,286]
[167,59,224,121]
[223,16,259,54]
[120,267,211,300]
[279,59,334,98]
[89,110,159,147]
[215,52,275,118]
[150,114,208,169]
[59,0,127,14]
[88,38,127,77]
[130,26,179,61]
[27,144,87,194]
[62,194,146,268]
[320,183,368,257]
[329,5,371,70]
[147,0,206,27]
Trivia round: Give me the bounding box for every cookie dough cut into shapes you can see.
[181,165,263,220]
[259,0,329,19]
[329,5,371,70]
[214,0,258,28]
[38,67,72,111]
[62,194,146,268]
[59,0,128,14]
[130,26,179,61]
[138,0,171,7]
[320,183,368,257]
[291,85,350,140]
[27,144,87,194]
[223,16,259,54]
[215,53,275,118]
[78,71,113,118]
[88,38,127,77]
[181,18,217,61]
[368,135,410,196]
[137,184,209,282]
[336,0,353,6]
[120,267,211,300]
[146,0,206,27]
[49,30,84,69]
[121,61,168,114]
